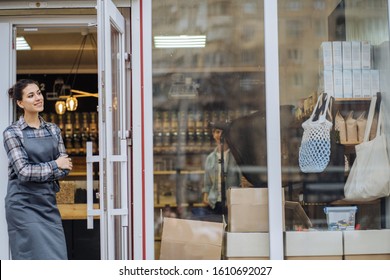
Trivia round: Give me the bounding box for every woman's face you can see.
[212,129,223,145]
[17,83,44,113]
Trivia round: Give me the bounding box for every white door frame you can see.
[0,22,13,260]
[0,1,155,260]
[130,0,154,260]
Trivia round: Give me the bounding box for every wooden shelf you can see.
[340,141,361,146]
[58,203,99,220]
[335,97,371,102]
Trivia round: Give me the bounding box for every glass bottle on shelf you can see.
[195,110,204,150]
[178,110,187,152]
[203,110,211,151]
[187,110,196,149]
[64,113,74,154]
[72,113,81,155]
[89,112,98,154]
[80,112,90,155]
[162,111,171,149]
[154,110,163,149]
[170,110,178,149]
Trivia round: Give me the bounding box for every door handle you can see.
[86,141,101,229]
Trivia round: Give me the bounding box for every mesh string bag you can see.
[299,93,333,173]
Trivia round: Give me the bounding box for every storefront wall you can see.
[1,0,390,260]
[152,0,390,260]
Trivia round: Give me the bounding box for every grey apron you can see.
[5,127,68,260]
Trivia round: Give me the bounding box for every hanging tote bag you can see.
[344,96,390,201]
[299,92,333,173]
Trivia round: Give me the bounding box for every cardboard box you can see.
[320,42,333,70]
[361,70,371,98]
[227,188,285,232]
[333,69,343,98]
[352,69,362,97]
[285,231,343,260]
[343,229,390,260]
[342,41,352,70]
[159,217,224,260]
[332,41,342,69]
[343,70,353,98]
[225,232,269,258]
[351,41,361,69]
[361,41,372,69]
[322,70,334,96]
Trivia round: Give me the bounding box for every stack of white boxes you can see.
[224,188,285,260]
[320,41,379,98]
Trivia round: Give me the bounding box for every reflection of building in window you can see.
[314,19,326,37]
[313,0,326,10]
[291,72,303,87]
[287,48,303,64]
[286,0,303,11]
[286,20,303,38]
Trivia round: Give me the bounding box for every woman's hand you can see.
[55,155,73,170]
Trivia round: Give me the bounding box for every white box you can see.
[322,70,334,96]
[285,231,343,259]
[225,232,269,258]
[332,41,343,69]
[352,70,362,98]
[342,41,352,70]
[370,70,380,97]
[351,41,361,69]
[362,70,371,97]
[320,42,333,70]
[324,206,357,231]
[343,70,353,98]
[343,229,390,259]
[361,41,372,69]
[333,69,343,98]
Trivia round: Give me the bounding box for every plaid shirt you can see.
[3,115,69,182]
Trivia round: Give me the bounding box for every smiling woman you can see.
[3,79,73,259]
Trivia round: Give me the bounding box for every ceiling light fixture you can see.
[16,36,31,50]
[154,35,206,48]
[55,101,67,115]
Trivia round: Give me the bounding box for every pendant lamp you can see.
[66,96,78,111]
[55,100,67,115]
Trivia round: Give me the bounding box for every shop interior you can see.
[16,25,100,259]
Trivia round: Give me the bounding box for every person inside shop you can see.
[3,79,73,260]
[201,125,242,221]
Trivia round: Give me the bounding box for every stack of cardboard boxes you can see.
[224,187,285,260]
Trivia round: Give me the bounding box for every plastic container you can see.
[324,206,357,231]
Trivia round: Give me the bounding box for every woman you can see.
[202,127,241,218]
[3,79,73,260]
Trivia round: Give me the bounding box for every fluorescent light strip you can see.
[154,35,206,48]
[16,36,31,50]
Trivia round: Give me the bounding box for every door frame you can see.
[0,0,154,260]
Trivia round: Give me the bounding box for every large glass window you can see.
[151,0,390,260]
[152,0,268,260]
[279,0,390,260]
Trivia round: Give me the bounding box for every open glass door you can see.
[88,0,128,260]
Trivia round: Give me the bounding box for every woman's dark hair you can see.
[8,79,39,101]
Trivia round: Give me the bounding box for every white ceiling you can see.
[17,26,98,74]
